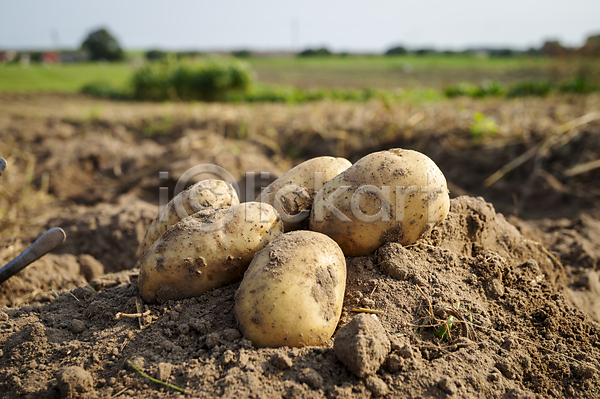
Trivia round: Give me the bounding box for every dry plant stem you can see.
[127,361,185,393]
[484,111,600,186]
[111,387,129,398]
[351,307,383,315]
[135,297,144,329]
[115,310,151,320]
[564,159,600,177]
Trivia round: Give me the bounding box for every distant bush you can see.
[558,76,596,94]
[146,50,167,61]
[232,50,252,58]
[444,82,478,98]
[507,80,552,97]
[444,80,504,98]
[489,48,515,57]
[473,80,505,97]
[298,47,332,57]
[226,85,381,103]
[131,58,254,101]
[81,81,130,100]
[385,46,408,56]
[29,52,43,63]
[176,51,204,60]
[414,48,436,56]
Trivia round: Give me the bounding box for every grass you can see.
[249,55,597,89]
[0,62,134,92]
[2,55,599,95]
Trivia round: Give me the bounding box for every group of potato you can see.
[138,149,450,348]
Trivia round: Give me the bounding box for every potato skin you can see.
[256,156,351,231]
[309,149,450,256]
[138,202,282,303]
[234,231,346,348]
[139,179,239,257]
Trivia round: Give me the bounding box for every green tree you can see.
[81,28,124,61]
[384,45,407,56]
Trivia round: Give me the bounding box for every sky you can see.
[1,1,599,52]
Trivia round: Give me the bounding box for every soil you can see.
[1,93,600,398]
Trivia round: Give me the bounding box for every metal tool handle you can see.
[0,158,6,176]
[0,227,67,284]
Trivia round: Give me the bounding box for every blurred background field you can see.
[1,53,599,97]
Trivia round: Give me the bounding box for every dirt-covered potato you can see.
[138,202,283,302]
[310,149,449,256]
[256,156,351,231]
[234,231,346,348]
[139,179,239,257]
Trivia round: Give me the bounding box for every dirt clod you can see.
[333,313,391,378]
[365,376,389,397]
[58,366,94,397]
[69,319,86,334]
[77,254,105,283]
[156,362,173,381]
[297,367,323,390]
[271,353,293,370]
[438,378,458,395]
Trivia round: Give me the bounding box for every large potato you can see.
[235,231,346,348]
[256,156,351,231]
[310,149,449,256]
[139,179,239,257]
[138,202,283,302]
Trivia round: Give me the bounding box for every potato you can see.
[138,202,283,302]
[256,156,351,231]
[310,149,449,256]
[234,231,346,348]
[139,179,239,257]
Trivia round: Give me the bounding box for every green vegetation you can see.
[80,80,129,100]
[227,85,382,103]
[507,79,552,98]
[470,112,498,142]
[298,47,332,57]
[558,76,597,94]
[1,54,599,103]
[131,58,253,101]
[444,75,598,99]
[232,50,253,58]
[385,46,408,56]
[0,63,133,92]
[444,80,504,98]
[81,28,124,61]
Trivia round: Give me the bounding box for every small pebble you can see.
[70,319,86,334]
[129,356,145,370]
[222,328,242,341]
[157,362,173,381]
[205,332,220,348]
[361,298,376,308]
